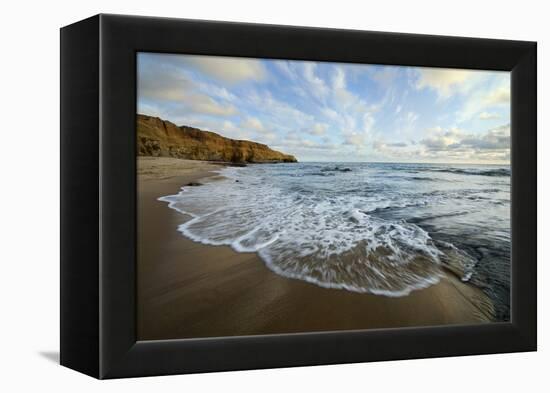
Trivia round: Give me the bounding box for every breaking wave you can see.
[158,163,508,297]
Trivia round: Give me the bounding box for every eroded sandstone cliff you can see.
[137,114,297,163]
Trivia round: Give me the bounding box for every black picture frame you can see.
[60,14,537,379]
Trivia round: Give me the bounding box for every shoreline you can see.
[137,156,494,341]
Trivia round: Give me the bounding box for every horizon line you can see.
[290,160,510,166]
[137,113,510,167]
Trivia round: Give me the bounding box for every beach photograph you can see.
[136,53,511,341]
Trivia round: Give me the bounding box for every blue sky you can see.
[137,52,510,164]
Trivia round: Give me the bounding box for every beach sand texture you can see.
[137,157,494,341]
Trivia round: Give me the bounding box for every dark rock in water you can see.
[235,180,240,183]
[321,166,352,173]
[227,162,248,167]
[186,182,203,187]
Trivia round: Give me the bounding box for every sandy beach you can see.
[137,157,494,341]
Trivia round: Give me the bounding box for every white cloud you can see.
[457,80,510,122]
[479,112,501,120]
[241,116,286,144]
[138,53,510,163]
[330,66,370,113]
[372,140,409,157]
[459,124,510,150]
[406,111,419,124]
[343,133,368,147]
[415,68,475,99]
[305,123,328,136]
[325,66,378,149]
[220,120,240,134]
[389,110,419,141]
[418,124,510,162]
[185,93,237,116]
[420,128,463,150]
[362,113,375,135]
[195,81,238,102]
[242,116,266,133]
[483,86,510,106]
[321,107,339,121]
[271,135,340,159]
[371,67,399,87]
[274,60,298,80]
[302,62,329,100]
[138,67,191,102]
[185,55,267,84]
[246,90,314,131]
[138,62,238,117]
[426,126,443,133]
[332,67,346,90]
[371,124,510,163]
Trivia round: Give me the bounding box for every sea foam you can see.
[157,165,466,296]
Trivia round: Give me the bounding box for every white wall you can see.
[0,0,546,390]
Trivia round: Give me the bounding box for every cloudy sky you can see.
[137,52,510,164]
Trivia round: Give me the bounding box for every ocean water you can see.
[159,162,511,321]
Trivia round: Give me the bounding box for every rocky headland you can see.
[137,114,297,164]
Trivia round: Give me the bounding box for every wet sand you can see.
[137,157,494,341]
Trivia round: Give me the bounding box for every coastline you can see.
[137,157,495,341]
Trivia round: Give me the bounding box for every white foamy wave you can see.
[158,166,450,296]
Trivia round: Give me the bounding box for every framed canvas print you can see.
[60,14,536,379]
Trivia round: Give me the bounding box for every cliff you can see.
[137,114,298,163]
